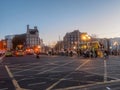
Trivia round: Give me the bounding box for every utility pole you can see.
[59,35,60,52]
[77,30,80,56]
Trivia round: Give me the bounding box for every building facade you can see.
[0,39,7,50]
[109,37,120,55]
[5,35,15,50]
[26,25,40,48]
[63,30,81,50]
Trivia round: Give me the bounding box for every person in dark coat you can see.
[70,50,73,57]
[104,50,109,59]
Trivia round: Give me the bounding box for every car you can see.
[0,50,6,56]
[15,50,25,56]
[25,49,34,55]
[5,51,13,57]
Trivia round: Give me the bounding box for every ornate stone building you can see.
[26,25,40,48]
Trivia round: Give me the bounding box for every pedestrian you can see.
[94,50,98,58]
[104,50,109,59]
[70,50,73,57]
[36,51,40,59]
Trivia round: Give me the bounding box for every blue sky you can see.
[0,0,120,45]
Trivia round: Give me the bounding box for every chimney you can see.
[27,25,29,30]
[27,25,29,33]
[34,26,37,29]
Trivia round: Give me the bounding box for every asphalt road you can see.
[0,55,120,90]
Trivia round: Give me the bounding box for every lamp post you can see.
[109,46,112,55]
[113,41,118,55]
[81,34,91,49]
[77,31,80,57]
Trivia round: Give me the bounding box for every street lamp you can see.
[81,34,91,49]
[85,34,91,41]
[81,34,91,42]
[113,41,119,55]
[109,46,112,55]
[73,46,76,50]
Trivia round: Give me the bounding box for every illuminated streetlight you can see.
[73,46,76,50]
[81,33,91,50]
[113,41,118,46]
[113,41,119,55]
[37,45,41,49]
[81,34,91,42]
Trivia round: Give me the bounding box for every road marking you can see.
[38,60,75,74]
[56,79,120,90]
[18,77,35,82]
[83,70,119,81]
[14,74,24,77]
[5,65,22,90]
[14,63,49,74]
[13,63,39,68]
[49,71,64,73]
[28,82,46,86]
[46,60,90,90]
[49,62,57,65]
[106,87,111,90]
[0,54,5,63]
[104,59,107,82]
[75,60,90,70]
[81,60,119,80]
[0,88,8,90]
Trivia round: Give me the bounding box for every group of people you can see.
[82,49,97,58]
[46,49,109,59]
[82,49,109,58]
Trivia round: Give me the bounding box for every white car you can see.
[0,50,6,56]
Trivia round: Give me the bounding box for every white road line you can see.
[0,88,8,90]
[12,63,39,68]
[82,70,119,80]
[46,60,90,90]
[106,87,111,90]
[50,71,64,73]
[104,59,107,82]
[5,65,22,90]
[81,59,119,81]
[28,82,46,86]
[0,54,5,63]
[14,63,49,74]
[18,77,35,82]
[14,74,24,77]
[75,60,90,70]
[31,70,42,72]
[10,62,40,69]
[56,79,120,90]
[38,60,75,74]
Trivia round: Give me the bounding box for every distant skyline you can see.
[1,0,120,45]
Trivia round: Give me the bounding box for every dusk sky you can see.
[1,0,120,45]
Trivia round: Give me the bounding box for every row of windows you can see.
[26,38,39,41]
[27,40,39,44]
[65,37,79,41]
